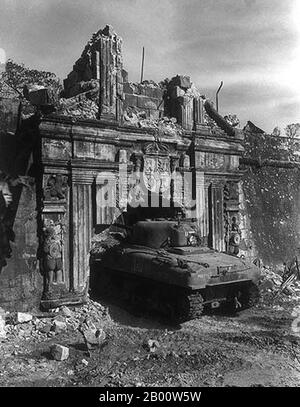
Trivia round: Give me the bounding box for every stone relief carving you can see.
[42,218,65,295]
[143,155,171,193]
[44,175,68,201]
[143,140,169,156]
[226,215,241,255]
[142,139,171,194]
[223,181,240,255]
[223,181,239,202]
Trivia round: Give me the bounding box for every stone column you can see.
[170,156,179,208]
[178,96,194,131]
[71,169,93,293]
[193,97,204,130]
[97,25,123,122]
[195,171,205,235]
[204,180,210,247]
[209,180,225,252]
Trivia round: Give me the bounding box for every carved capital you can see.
[44,174,68,201]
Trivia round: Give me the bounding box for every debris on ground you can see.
[0,296,299,386]
[81,359,89,366]
[52,320,67,333]
[0,298,109,345]
[258,260,300,307]
[60,306,73,318]
[15,312,33,324]
[143,339,160,353]
[51,344,69,361]
[79,317,107,354]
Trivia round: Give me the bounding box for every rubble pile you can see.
[123,111,183,137]
[0,299,110,344]
[56,91,99,120]
[259,266,300,308]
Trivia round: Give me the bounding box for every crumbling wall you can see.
[123,80,164,125]
[239,129,300,266]
[63,24,123,121]
[0,97,19,134]
[0,180,42,311]
[0,98,42,311]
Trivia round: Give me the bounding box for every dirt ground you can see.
[0,297,300,387]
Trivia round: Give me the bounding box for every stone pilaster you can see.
[193,97,204,130]
[70,169,93,294]
[208,180,225,252]
[195,171,205,235]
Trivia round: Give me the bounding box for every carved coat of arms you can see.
[142,142,171,193]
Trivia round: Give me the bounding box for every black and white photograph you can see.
[0,0,300,392]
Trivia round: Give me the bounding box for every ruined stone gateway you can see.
[0,25,277,312]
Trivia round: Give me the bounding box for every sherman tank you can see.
[90,217,261,323]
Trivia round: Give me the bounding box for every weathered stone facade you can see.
[239,123,300,265]
[1,24,286,311]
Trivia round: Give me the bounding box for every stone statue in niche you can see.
[42,218,64,294]
[223,181,241,255]
[44,175,68,201]
[228,216,241,255]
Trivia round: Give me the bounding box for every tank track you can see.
[91,266,204,324]
[91,265,260,321]
[183,291,204,321]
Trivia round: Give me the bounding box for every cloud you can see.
[0,0,298,131]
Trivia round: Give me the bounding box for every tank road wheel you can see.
[238,282,260,310]
[175,291,204,323]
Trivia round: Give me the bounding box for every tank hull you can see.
[91,243,261,323]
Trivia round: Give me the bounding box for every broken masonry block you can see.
[136,95,159,110]
[124,94,138,108]
[51,344,69,361]
[172,75,191,90]
[23,85,53,106]
[171,86,186,98]
[16,312,33,324]
[51,320,67,333]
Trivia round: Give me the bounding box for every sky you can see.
[0,0,299,133]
